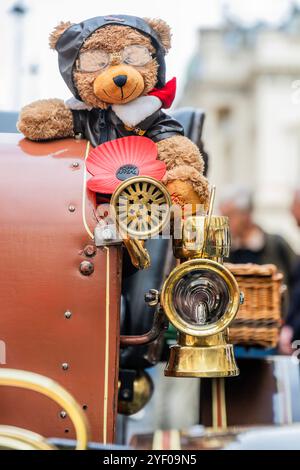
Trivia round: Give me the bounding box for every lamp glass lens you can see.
[172,269,230,326]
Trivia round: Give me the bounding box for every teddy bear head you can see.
[49,15,171,109]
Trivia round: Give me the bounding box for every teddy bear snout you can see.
[113,75,128,88]
[93,64,145,105]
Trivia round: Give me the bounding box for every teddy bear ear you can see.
[144,18,172,53]
[49,21,73,50]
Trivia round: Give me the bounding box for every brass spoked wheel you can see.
[111,176,172,239]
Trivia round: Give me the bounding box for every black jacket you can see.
[228,232,296,288]
[286,261,300,339]
[72,107,184,147]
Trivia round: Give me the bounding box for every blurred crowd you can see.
[219,186,300,355]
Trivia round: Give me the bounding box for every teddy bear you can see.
[18,14,209,209]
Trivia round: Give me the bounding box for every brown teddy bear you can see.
[18,15,209,208]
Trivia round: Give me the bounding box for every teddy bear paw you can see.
[17,99,74,141]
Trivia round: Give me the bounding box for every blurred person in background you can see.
[279,189,300,354]
[219,186,296,287]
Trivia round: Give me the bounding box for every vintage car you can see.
[0,110,297,451]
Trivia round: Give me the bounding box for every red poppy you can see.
[86,136,166,194]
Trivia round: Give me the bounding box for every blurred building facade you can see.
[180,6,300,250]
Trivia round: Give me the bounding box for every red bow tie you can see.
[148,77,177,109]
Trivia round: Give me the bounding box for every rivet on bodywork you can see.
[79,261,94,276]
[60,411,67,419]
[83,245,97,257]
[62,363,69,371]
[64,311,72,319]
[68,205,76,213]
[72,162,80,168]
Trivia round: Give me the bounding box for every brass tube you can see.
[120,309,167,346]
[0,369,90,450]
[0,426,57,450]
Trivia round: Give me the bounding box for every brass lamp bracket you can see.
[94,222,122,247]
[120,307,168,346]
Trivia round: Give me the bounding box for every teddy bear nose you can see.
[113,75,128,88]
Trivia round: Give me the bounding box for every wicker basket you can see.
[226,263,284,348]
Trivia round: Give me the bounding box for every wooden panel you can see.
[0,134,121,443]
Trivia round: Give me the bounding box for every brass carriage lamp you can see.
[161,210,242,378]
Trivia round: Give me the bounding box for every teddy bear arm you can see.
[17,99,74,141]
[156,135,209,209]
[156,135,205,173]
